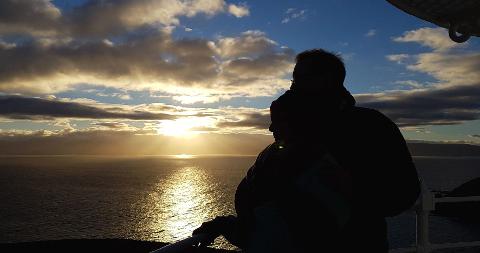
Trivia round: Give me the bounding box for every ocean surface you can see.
[0,155,479,250]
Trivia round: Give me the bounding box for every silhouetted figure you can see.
[194,91,352,253]
[194,49,420,253]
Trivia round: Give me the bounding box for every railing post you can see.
[416,181,434,253]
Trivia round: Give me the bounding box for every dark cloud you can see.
[356,83,480,127]
[470,134,480,138]
[217,112,271,129]
[0,95,175,120]
[0,0,61,35]
[217,80,480,129]
[222,50,294,79]
[213,80,480,129]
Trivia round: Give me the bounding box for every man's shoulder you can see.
[349,106,394,124]
[344,106,400,134]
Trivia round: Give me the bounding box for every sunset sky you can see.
[1,0,479,155]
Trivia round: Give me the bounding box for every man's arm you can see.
[371,112,421,217]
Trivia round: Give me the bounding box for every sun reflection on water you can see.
[148,167,216,242]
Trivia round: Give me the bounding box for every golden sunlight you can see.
[157,117,212,137]
[173,154,195,159]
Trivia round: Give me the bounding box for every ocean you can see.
[0,155,479,250]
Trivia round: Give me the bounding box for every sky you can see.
[0,0,479,155]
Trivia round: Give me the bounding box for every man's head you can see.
[292,49,346,92]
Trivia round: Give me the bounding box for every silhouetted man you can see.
[284,49,420,252]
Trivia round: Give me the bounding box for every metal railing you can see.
[149,233,211,253]
[390,182,480,253]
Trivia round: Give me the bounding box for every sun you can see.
[173,154,195,159]
[157,117,210,137]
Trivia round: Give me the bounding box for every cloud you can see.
[0,95,175,120]
[0,29,294,102]
[215,30,278,58]
[0,129,273,155]
[388,28,480,87]
[362,27,480,127]
[407,51,480,86]
[365,29,376,37]
[91,122,132,129]
[356,85,480,127]
[0,94,276,136]
[222,51,294,79]
[0,32,212,93]
[0,40,16,49]
[393,80,428,89]
[470,134,480,138]
[96,92,132,100]
[67,0,226,36]
[0,0,61,36]
[393,27,460,51]
[0,0,229,37]
[217,111,270,130]
[386,54,409,64]
[0,1,292,103]
[281,8,306,24]
[228,3,250,18]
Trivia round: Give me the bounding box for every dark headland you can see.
[407,142,480,157]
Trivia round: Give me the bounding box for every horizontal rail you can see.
[389,241,480,253]
[389,247,416,253]
[431,241,480,250]
[435,196,480,203]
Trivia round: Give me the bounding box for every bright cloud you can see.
[407,52,480,86]
[393,27,461,51]
[228,3,250,18]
